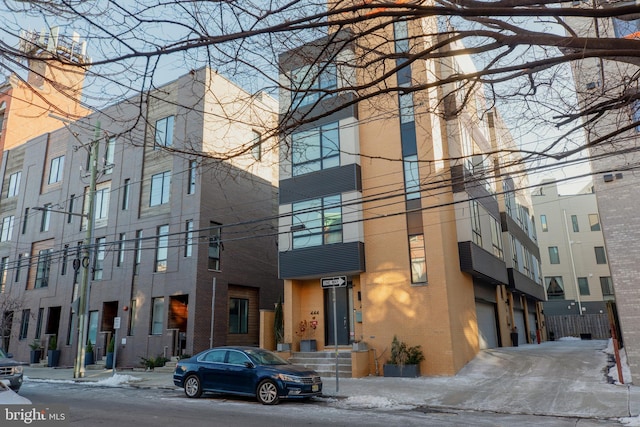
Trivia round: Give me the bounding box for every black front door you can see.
[324,286,350,346]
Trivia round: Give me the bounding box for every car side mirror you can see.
[244,361,255,369]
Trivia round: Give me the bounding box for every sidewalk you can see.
[21,340,640,422]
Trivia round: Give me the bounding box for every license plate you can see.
[312,384,319,392]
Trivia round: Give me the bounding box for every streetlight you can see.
[45,115,101,378]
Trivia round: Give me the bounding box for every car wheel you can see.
[184,375,203,398]
[256,379,279,405]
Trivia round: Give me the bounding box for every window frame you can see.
[408,234,427,284]
[291,122,340,176]
[594,246,607,264]
[292,195,343,249]
[1,215,14,242]
[589,214,601,231]
[48,155,65,184]
[151,297,164,335]
[228,298,249,334]
[154,116,174,148]
[93,237,106,280]
[155,225,169,272]
[34,248,52,288]
[150,171,171,206]
[8,171,21,197]
[548,246,560,264]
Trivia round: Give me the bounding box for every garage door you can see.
[514,309,527,345]
[476,301,498,349]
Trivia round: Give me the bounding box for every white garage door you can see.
[476,301,498,349]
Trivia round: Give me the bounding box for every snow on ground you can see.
[25,374,143,387]
[335,395,417,411]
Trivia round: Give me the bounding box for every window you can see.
[490,216,504,259]
[588,214,600,231]
[511,235,519,270]
[15,254,22,283]
[93,237,106,280]
[251,131,262,161]
[117,233,126,267]
[68,195,75,224]
[393,20,409,53]
[134,230,143,275]
[208,223,222,270]
[184,220,193,257]
[48,156,64,185]
[545,276,565,300]
[577,277,590,296]
[229,298,249,334]
[8,171,21,197]
[104,137,115,174]
[0,257,8,293]
[594,246,607,264]
[94,186,110,220]
[399,92,415,124]
[122,179,130,210]
[571,215,579,232]
[409,234,427,284]
[88,311,98,345]
[154,116,174,148]
[150,171,171,206]
[35,249,52,288]
[34,307,44,339]
[151,297,164,335]
[292,122,339,176]
[1,215,14,242]
[19,309,29,340]
[187,161,196,195]
[21,208,28,235]
[155,225,169,272]
[600,276,614,297]
[128,299,137,336]
[292,195,342,249]
[548,246,560,264]
[61,245,68,276]
[291,63,337,107]
[471,200,482,246]
[540,214,548,232]
[40,204,51,232]
[404,155,420,200]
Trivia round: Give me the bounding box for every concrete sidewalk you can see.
[21,340,640,421]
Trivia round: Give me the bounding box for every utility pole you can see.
[73,121,100,379]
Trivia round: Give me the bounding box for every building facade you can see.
[532,180,614,339]
[277,12,545,377]
[565,0,640,380]
[0,67,281,368]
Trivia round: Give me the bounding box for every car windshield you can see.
[244,349,289,366]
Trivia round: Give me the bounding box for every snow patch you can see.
[603,339,633,385]
[338,395,416,411]
[94,374,143,387]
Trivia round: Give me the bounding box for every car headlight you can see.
[13,366,23,374]
[176,365,186,373]
[277,373,303,383]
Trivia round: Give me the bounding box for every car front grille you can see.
[301,376,322,385]
[0,367,13,375]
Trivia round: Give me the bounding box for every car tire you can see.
[184,375,203,398]
[256,379,279,405]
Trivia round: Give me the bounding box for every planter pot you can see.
[105,352,114,369]
[276,343,291,352]
[85,351,95,366]
[29,350,42,364]
[47,350,61,367]
[383,364,420,378]
[300,339,317,352]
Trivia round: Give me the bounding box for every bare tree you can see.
[0,0,639,180]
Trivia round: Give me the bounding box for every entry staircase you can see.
[288,351,352,378]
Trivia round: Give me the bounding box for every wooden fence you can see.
[545,313,611,340]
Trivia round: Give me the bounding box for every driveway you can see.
[324,339,640,419]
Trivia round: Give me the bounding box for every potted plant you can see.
[383,335,424,378]
[29,339,42,364]
[47,335,60,367]
[84,340,95,366]
[295,318,318,352]
[105,336,115,369]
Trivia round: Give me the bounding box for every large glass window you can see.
[545,276,565,300]
[292,195,342,249]
[594,246,607,264]
[600,276,614,297]
[577,277,590,296]
[292,122,339,176]
[548,246,560,264]
[8,171,21,197]
[393,20,409,53]
[409,234,427,284]
[35,249,52,288]
[589,214,601,231]
[151,297,164,335]
[94,186,110,220]
[403,155,420,200]
[229,298,249,334]
[48,156,64,184]
[1,215,14,242]
[150,171,171,206]
[93,237,106,280]
[154,116,174,148]
[291,63,337,107]
[155,225,169,272]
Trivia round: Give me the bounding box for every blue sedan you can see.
[173,347,323,405]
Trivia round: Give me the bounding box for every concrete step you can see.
[289,351,352,378]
